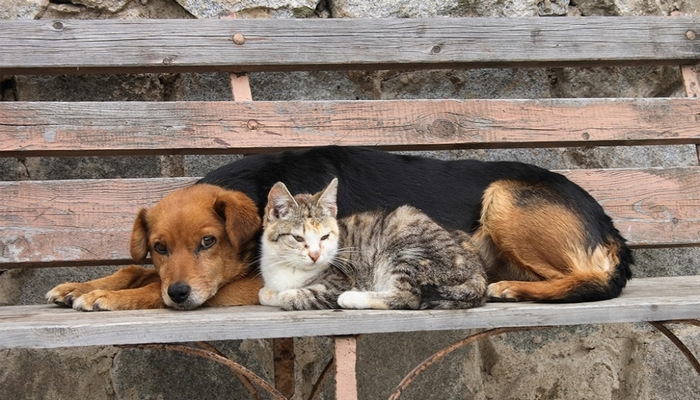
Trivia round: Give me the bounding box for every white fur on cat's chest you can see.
[260,260,324,291]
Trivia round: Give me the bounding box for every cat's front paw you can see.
[337,291,372,309]
[277,289,303,310]
[258,287,280,306]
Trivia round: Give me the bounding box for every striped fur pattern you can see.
[258,178,487,311]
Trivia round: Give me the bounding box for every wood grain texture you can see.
[1,98,699,157]
[563,168,700,248]
[0,276,698,349]
[0,178,195,267]
[0,168,698,268]
[1,17,698,75]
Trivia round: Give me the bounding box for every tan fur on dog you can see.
[46,184,263,311]
[472,180,620,302]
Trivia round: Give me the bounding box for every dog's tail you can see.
[548,233,633,303]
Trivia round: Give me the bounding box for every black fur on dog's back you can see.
[199,146,632,302]
[201,147,524,229]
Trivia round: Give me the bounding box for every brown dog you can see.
[47,146,633,310]
[46,184,263,310]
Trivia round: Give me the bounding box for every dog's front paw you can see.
[258,287,280,306]
[486,282,518,302]
[72,290,120,311]
[46,282,91,307]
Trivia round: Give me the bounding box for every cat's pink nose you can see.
[309,251,320,262]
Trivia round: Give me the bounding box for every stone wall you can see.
[2,0,699,399]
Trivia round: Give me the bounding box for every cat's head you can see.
[261,178,340,270]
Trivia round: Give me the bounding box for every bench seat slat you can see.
[1,98,699,157]
[0,276,697,349]
[1,17,698,75]
[1,168,698,268]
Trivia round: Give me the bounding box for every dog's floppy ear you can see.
[215,191,262,249]
[130,208,150,261]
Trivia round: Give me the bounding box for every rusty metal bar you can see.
[308,357,335,400]
[196,342,261,400]
[390,327,542,400]
[124,343,287,400]
[650,321,700,376]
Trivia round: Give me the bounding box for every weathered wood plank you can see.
[1,98,699,157]
[0,178,195,268]
[563,168,700,248]
[1,17,698,75]
[0,276,698,349]
[0,168,698,268]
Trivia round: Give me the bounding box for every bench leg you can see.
[334,335,359,400]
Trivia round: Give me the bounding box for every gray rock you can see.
[40,0,193,19]
[548,66,684,98]
[537,0,570,16]
[112,343,272,399]
[0,158,17,181]
[0,0,49,20]
[572,0,672,16]
[19,156,163,180]
[175,0,320,19]
[68,0,131,14]
[2,266,122,306]
[330,0,539,17]
[0,347,118,399]
[330,0,460,18]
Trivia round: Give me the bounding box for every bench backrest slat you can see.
[2,17,699,75]
[0,178,195,268]
[1,98,699,157]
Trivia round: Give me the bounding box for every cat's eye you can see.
[153,242,168,255]
[200,236,216,249]
[320,234,330,241]
[292,235,305,243]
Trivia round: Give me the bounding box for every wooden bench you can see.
[1,16,700,399]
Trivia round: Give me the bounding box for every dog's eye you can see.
[200,236,216,249]
[153,242,168,255]
[320,234,330,241]
[292,235,305,243]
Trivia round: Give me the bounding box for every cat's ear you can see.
[266,182,297,221]
[317,178,338,217]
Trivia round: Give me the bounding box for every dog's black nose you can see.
[168,282,191,304]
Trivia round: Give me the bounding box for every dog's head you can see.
[130,184,261,310]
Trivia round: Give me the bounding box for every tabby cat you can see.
[258,178,487,311]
